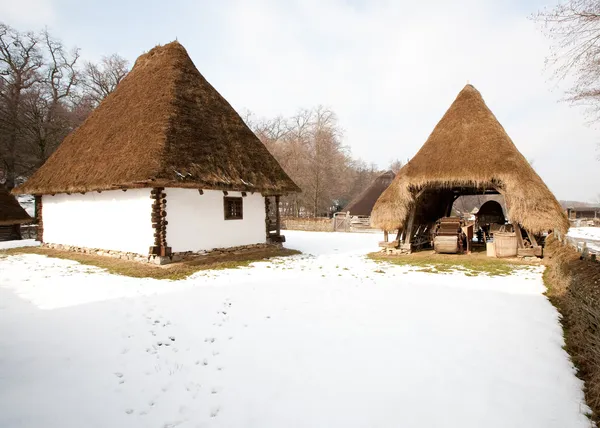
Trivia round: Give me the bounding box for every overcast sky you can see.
[2,0,599,202]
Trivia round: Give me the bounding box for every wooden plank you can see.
[462,223,473,254]
[275,195,281,236]
[404,205,416,246]
[526,228,540,248]
[514,224,525,249]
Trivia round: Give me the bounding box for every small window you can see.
[224,197,243,220]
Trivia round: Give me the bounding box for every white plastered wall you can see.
[166,188,266,252]
[42,189,154,254]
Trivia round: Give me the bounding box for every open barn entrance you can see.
[383,184,543,257]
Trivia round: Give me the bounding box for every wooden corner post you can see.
[149,187,171,257]
[275,195,281,237]
[265,196,272,241]
[34,195,43,242]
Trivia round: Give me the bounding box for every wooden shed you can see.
[0,187,32,241]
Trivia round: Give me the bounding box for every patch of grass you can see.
[368,250,532,276]
[1,246,301,280]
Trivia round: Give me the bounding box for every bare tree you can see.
[388,158,403,173]
[533,1,600,123]
[24,30,80,169]
[246,106,382,217]
[82,53,129,105]
[0,23,44,189]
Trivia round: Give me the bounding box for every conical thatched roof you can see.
[343,170,395,216]
[0,187,32,225]
[14,42,300,196]
[371,84,569,234]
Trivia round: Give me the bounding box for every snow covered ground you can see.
[0,231,591,427]
[0,239,40,250]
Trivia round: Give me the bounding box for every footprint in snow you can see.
[210,407,220,418]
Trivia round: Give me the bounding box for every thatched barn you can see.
[343,170,395,216]
[371,84,568,252]
[0,187,32,241]
[13,41,299,262]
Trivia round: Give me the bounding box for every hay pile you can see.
[371,85,568,234]
[544,235,600,421]
[14,42,299,196]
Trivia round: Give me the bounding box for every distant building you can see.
[343,171,395,217]
[0,187,32,241]
[567,207,600,220]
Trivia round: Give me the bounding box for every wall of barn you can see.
[42,189,154,255]
[166,188,266,252]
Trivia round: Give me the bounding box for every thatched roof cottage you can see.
[14,41,299,262]
[343,170,395,217]
[371,84,568,250]
[0,187,32,241]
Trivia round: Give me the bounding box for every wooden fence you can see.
[555,229,599,262]
[332,212,379,233]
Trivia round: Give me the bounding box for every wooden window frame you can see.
[224,196,243,220]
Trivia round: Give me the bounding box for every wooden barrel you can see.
[434,235,459,254]
[494,232,517,258]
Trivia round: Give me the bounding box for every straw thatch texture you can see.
[0,187,32,225]
[371,84,568,234]
[14,42,300,196]
[343,170,395,216]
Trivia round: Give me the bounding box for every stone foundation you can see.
[43,242,280,265]
[382,247,412,255]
